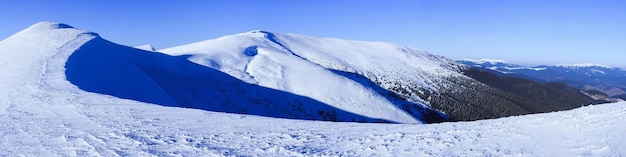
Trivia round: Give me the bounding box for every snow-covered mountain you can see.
[0,22,594,124]
[460,59,626,98]
[459,58,516,67]
[159,30,470,122]
[157,31,600,122]
[459,59,548,72]
[1,22,625,156]
[36,23,405,123]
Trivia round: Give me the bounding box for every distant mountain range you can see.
[459,59,626,101]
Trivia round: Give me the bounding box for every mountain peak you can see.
[8,21,99,40]
[28,21,75,30]
[232,30,278,40]
[1,22,96,46]
[246,30,270,34]
[242,30,277,36]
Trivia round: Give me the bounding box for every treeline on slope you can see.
[368,70,534,122]
[331,70,449,123]
[463,68,606,107]
[615,94,626,100]
[417,74,540,121]
[447,68,604,120]
[376,67,602,122]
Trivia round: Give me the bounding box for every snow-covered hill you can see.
[161,30,577,122]
[1,22,625,156]
[160,30,469,122]
[27,23,405,123]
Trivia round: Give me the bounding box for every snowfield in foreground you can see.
[1,22,625,156]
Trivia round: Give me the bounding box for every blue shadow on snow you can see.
[65,36,392,123]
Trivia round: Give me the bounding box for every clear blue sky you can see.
[1,0,625,68]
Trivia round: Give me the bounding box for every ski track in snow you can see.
[1,22,625,156]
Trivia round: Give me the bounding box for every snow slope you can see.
[160,30,490,122]
[60,26,403,123]
[1,22,625,156]
[160,30,433,123]
[162,30,467,95]
[163,30,593,122]
[134,44,156,51]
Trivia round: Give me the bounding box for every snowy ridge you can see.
[460,58,510,65]
[272,32,467,82]
[0,21,93,101]
[165,31,610,122]
[556,63,614,69]
[457,58,543,72]
[1,22,625,156]
[161,31,474,122]
[461,58,618,71]
[160,30,461,123]
[65,30,412,123]
[134,44,156,51]
[502,66,547,71]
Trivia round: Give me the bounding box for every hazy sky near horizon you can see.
[1,0,625,68]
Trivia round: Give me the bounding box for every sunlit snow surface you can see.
[1,22,625,156]
[159,30,470,123]
[134,44,156,51]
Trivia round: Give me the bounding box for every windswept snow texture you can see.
[0,22,625,156]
